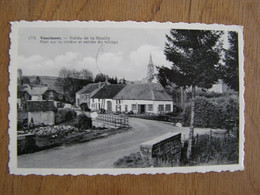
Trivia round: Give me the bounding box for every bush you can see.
[182,134,239,165]
[75,114,92,129]
[56,109,77,124]
[183,96,239,129]
[114,152,150,168]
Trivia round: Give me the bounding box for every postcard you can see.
[9,21,244,175]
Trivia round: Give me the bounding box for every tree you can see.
[222,31,239,91]
[108,76,118,84]
[161,29,222,159]
[56,68,93,104]
[21,76,30,85]
[94,73,107,82]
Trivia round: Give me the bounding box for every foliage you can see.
[56,68,93,103]
[55,108,77,124]
[21,76,31,84]
[160,29,222,89]
[160,29,223,158]
[222,31,239,91]
[75,114,92,129]
[182,134,239,165]
[183,96,239,129]
[94,73,118,84]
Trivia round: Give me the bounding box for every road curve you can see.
[18,118,186,168]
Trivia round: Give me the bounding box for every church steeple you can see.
[147,54,154,83]
[148,53,153,65]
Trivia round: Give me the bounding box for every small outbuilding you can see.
[27,101,57,126]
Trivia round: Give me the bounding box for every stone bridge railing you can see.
[140,132,182,167]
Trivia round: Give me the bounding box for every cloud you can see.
[18,45,171,81]
[19,52,82,76]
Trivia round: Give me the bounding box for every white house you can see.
[91,84,126,112]
[113,83,173,114]
[208,79,229,93]
[90,83,173,114]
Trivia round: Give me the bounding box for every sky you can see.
[17,25,229,82]
[18,27,173,81]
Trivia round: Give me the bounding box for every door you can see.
[107,101,112,112]
[138,104,146,114]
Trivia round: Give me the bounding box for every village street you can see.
[18,118,215,168]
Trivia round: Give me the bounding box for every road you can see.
[18,118,214,168]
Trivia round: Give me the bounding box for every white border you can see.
[8,21,245,175]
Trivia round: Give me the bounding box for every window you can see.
[158,105,164,112]
[125,105,128,112]
[165,104,171,112]
[148,104,153,111]
[116,105,121,112]
[116,100,121,104]
[132,104,137,110]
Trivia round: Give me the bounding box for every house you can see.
[208,79,230,93]
[90,83,173,114]
[75,82,109,108]
[26,85,48,101]
[91,84,126,112]
[27,101,57,126]
[113,83,173,114]
[17,90,31,110]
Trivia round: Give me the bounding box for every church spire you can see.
[149,53,153,65]
[147,54,154,83]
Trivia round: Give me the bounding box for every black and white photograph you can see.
[9,21,244,175]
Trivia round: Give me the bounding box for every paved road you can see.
[18,118,213,168]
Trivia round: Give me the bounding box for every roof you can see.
[113,83,173,101]
[27,76,64,94]
[27,101,57,112]
[76,82,108,95]
[26,86,48,96]
[92,84,126,99]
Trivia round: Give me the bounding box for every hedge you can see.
[55,108,77,124]
[183,96,239,129]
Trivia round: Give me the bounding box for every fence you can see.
[93,114,129,129]
[129,113,183,124]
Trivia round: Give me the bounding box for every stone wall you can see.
[140,132,182,167]
[28,111,55,126]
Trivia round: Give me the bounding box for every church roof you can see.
[113,83,172,101]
